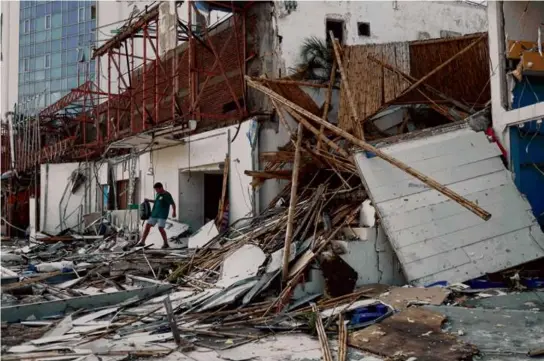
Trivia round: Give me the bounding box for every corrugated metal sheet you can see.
[355,127,544,286]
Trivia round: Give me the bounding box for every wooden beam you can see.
[216,156,229,229]
[285,107,350,159]
[313,303,333,361]
[244,170,293,180]
[317,60,337,150]
[253,77,330,88]
[245,76,492,221]
[329,31,364,140]
[282,123,303,282]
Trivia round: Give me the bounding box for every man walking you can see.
[138,182,176,248]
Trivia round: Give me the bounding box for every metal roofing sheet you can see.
[355,127,544,286]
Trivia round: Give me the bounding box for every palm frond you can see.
[290,36,335,83]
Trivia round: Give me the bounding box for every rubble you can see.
[2,32,544,361]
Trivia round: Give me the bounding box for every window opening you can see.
[357,22,370,37]
[326,19,344,45]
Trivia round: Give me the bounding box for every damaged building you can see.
[1,1,544,361]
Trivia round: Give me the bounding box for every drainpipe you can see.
[6,108,16,170]
[251,120,260,216]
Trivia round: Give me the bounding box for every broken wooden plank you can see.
[318,60,337,150]
[216,156,229,229]
[312,303,333,361]
[349,307,477,361]
[282,123,304,282]
[329,32,364,139]
[245,76,492,221]
[244,170,293,180]
[252,77,330,88]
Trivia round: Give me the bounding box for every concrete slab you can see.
[425,305,544,358]
[461,291,544,311]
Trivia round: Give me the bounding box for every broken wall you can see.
[40,162,100,234]
[109,120,256,227]
[274,0,487,72]
[336,225,405,286]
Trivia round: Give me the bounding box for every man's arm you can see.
[144,198,155,203]
[171,198,177,218]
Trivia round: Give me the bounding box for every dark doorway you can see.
[203,173,224,224]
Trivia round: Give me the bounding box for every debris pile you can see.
[2,33,544,361]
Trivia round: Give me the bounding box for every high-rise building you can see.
[1,0,148,117]
[18,1,97,109]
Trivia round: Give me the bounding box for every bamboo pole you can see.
[245,76,492,221]
[282,123,303,282]
[329,31,364,140]
[312,303,333,361]
[216,156,229,228]
[285,107,350,158]
[338,313,347,361]
[317,60,337,150]
[252,77,330,88]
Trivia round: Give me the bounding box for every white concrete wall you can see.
[488,1,544,157]
[40,162,99,234]
[337,226,406,286]
[108,120,256,226]
[0,1,20,118]
[275,0,488,71]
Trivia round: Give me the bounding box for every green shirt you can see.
[151,191,174,219]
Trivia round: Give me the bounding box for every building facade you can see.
[487,1,544,226]
[2,1,491,237]
[18,0,97,109]
[0,0,150,117]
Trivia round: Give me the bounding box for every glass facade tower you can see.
[18,0,97,108]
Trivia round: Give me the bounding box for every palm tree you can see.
[291,37,335,83]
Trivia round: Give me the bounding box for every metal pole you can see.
[143,23,147,131]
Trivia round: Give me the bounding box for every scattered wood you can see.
[349,307,477,361]
[329,31,364,139]
[338,313,348,361]
[245,76,492,221]
[312,303,333,361]
[282,123,304,282]
[216,156,230,229]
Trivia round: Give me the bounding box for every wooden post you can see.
[338,313,347,361]
[329,31,364,140]
[282,123,303,282]
[317,60,337,150]
[245,76,492,221]
[216,156,229,229]
[312,303,333,361]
